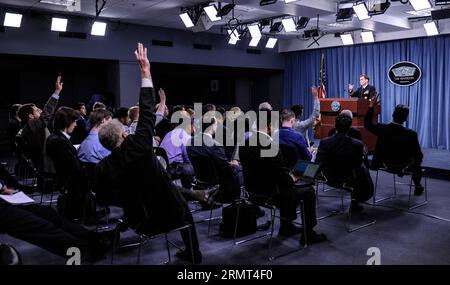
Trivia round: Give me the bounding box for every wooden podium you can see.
[316,98,380,152]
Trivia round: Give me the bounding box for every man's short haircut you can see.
[75,102,86,110]
[392,104,409,124]
[335,114,352,133]
[202,104,216,116]
[54,107,80,131]
[93,102,106,110]
[172,105,185,114]
[9,104,22,119]
[360,74,369,81]
[128,106,139,121]
[339,109,353,120]
[256,109,273,130]
[98,119,124,151]
[258,102,272,111]
[290,104,304,118]
[89,109,113,127]
[113,107,129,120]
[281,109,296,122]
[18,103,36,123]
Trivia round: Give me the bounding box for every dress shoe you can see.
[278,224,303,238]
[175,249,202,264]
[300,230,327,245]
[414,185,424,196]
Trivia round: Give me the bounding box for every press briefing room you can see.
[0,0,449,272]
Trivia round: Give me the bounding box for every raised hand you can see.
[158,88,166,104]
[134,42,151,79]
[348,83,353,92]
[55,75,63,95]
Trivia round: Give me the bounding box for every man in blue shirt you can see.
[277,109,312,163]
[78,109,112,164]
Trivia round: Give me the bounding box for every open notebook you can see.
[0,191,35,205]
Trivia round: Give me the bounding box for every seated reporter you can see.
[95,43,202,264]
[239,110,327,243]
[316,114,374,212]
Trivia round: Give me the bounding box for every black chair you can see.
[373,161,428,210]
[110,203,195,265]
[239,182,308,261]
[316,170,376,233]
[154,147,169,170]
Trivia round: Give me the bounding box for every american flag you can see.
[318,53,326,98]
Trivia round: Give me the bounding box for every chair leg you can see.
[393,174,397,196]
[347,191,376,233]
[300,202,308,248]
[137,235,144,265]
[165,233,171,264]
[373,170,379,205]
[233,202,241,245]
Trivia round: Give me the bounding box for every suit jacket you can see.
[16,94,58,173]
[364,106,423,169]
[95,87,186,235]
[316,133,364,184]
[349,84,376,99]
[239,131,296,201]
[328,127,362,141]
[186,133,240,202]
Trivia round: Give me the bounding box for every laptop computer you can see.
[290,160,320,187]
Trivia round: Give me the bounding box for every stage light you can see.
[409,0,431,11]
[296,17,309,29]
[217,3,235,17]
[203,5,221,22]
[91,21,106,36]
[361,31,374,42]
[179,12,194,28]
[4,12,22,28]
[368,0,391,16]
[228,29,240,45]
[424,21,438,36]
[248,24,262,38]
[260,0,278,6]
[265,37,278,48]
[282,18,296,32]
[353,3,371,20]
[336,7,354,22]
[270,22,283,33]
[51,17,68,32]
[249,37,261,47]
[340,34,354,45]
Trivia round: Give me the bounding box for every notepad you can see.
[0,191,35,205]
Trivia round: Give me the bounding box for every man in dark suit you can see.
[364,102,424,195]
[239,110,327,243]
[348,74,376,100]
[316,114,374,212]
[95,43,201,264]
[16,76,62,174]
[186,111,242,203]
[327,109,362,141]
[70,102,88,145]
[46,107,93,220]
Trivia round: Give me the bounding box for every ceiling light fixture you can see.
[4,12,22,28]
[353,3,371,20]
[409,0,431,11]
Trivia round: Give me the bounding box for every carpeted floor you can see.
[1,170,449,265]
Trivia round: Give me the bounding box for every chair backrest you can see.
[188,151,219,187]
[154,147,169,170]
[279,144,298,169]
